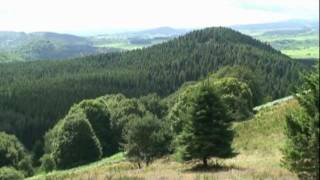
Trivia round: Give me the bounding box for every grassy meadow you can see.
[254,30,319,59]
[27,100,299,180]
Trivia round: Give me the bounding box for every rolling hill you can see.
[1,20,318,62]
[0,27,306,151]
[0,27,189,62]
[89,27,190,50]
[0,31,117,62]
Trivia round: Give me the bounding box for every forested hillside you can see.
[0,27,307,151]
[27,100,301,180]
[0,31,116,62]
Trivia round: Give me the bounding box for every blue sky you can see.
[0,0,318,33]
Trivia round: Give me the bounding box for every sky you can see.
[0,0,318,34]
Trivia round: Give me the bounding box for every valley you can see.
[1,20,319,63]
[0,1,319,179]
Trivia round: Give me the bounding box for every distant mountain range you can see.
[0,27,189,62]
[0,19,318,62]
[0,31,118,62]
[95,27,189,38]
[231,19,319,31]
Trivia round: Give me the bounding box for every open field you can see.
[281,47,319,59]
[254,31,319,59]
[237,24,319,59]
[28,100,299,180]
[93,38,169,50]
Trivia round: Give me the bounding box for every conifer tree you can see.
[175,84,234,167]
[282,64,319,179]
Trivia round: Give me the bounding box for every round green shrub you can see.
[70,99,113,156]
[50,111,102,169]
[0,132,33,176]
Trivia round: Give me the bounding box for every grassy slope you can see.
[28,100,300,180]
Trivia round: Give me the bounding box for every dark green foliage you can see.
[213,65,263,105]
[70,100,113,156]
[101,94,147,150]
[40,154,56,172]
[123,114,168,167]
[166,84,199,136]
[16,156,33,177]
[0,167,24,180]
[166,74,253,138]
[47,112,102,169]
[0,27,305,150]
[282,65,319,179]
[31,140,44,166]
[139,93,168,118]
[214,77,253,121]
[41,93,147,171]
[0,132,33,176]
[175,84,234,167]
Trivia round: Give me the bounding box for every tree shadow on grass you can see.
[183,161,244,173]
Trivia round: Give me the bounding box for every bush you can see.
[17,156,34,177]
[40,154,56,172]
[0,167,24,180]
[101,94,147,151]
[213,65,263,105]
[123,114,167,167]
[0,132,33,176]
[166,84,199,136]
[46,111,102,169]
[214,77,253,121]
[139,93,167,118]
[70,99,114,156]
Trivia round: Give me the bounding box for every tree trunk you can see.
[137,162,141,169]
[203,157,208,167]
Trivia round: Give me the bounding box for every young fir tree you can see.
[282,64,319,179]
[175,83,234,167]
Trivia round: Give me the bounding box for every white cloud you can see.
[0,0,318,33]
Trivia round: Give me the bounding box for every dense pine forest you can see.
[1,0,320,178]
[0,27,309,150]
[0,25,318,180]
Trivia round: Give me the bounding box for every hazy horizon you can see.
[1,0,319,35]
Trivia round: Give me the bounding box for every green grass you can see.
[94,39,169,51]
[28,100,300,180]
[241,29,320,59]
[281,47,319,59]
[233,100,298,155]
[255,33,318,42]
[27,153,125,180]
[95,42,145,50]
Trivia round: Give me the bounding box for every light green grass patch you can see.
[27,152,125,180]
[282,47,319,59]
